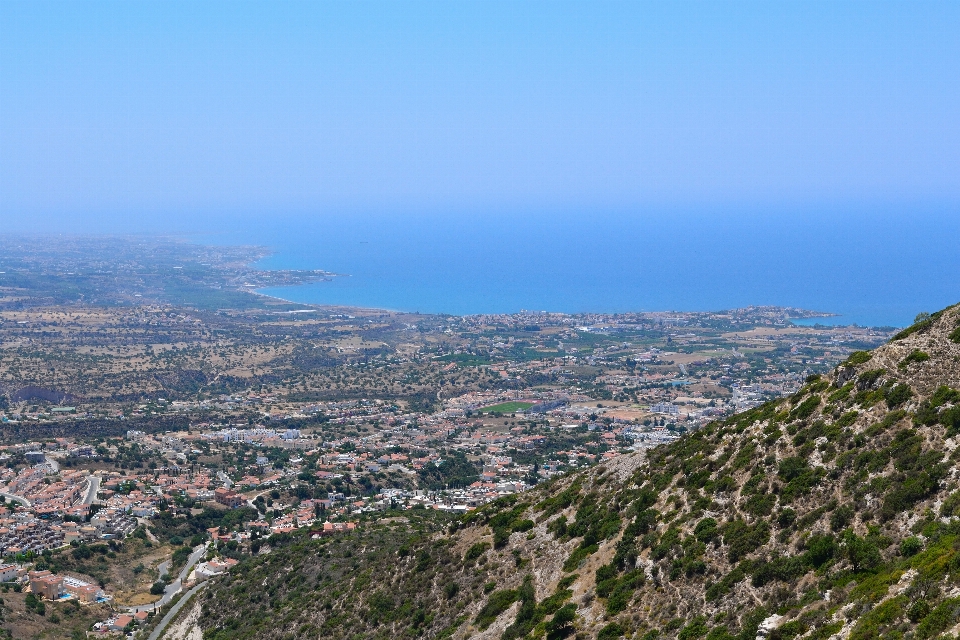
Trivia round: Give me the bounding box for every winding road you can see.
[127,543,208,614]
[146,582,208,640]
[0,492,29,507]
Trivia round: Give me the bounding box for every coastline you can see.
[251,281,893,329]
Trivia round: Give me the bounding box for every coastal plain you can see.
[0,237,897,639]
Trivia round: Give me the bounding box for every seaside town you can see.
[0,288,896,637]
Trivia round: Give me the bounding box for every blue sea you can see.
[190,207,960,328]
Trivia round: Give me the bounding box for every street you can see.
[82,474,100,505]
[146,582,208,640]
[127,543,208,614]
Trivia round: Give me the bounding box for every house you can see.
[28,570,64,600]
[134,611,149,624]
[130,504,156,518]
[0,563,19,582]
[64,581,103,603]
[195,557,238,579]
[214,488,244,509]
[110,615,134,631]
[317,521,356,536]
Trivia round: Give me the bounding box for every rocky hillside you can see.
[169,304,960,640]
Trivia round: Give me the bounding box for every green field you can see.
[478,401,534,413]
[438,353,493,366]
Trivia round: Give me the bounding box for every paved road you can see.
[0,492,29,507]
[216,471,233,489]
[82,475,100,505]
[44,455,59,472]
[127,544,208,614]
[146,582,208,640]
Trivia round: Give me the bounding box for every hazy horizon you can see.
[3,1,960,228]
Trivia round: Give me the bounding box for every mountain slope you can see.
[172,303,960,640]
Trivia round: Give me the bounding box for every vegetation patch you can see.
[845,350,873,366]
[478,401,534,414]
[899,349,930,369]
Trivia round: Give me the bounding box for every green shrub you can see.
[546,515,568,538]
[705,627,737,640]
[849,596,905,640]
[694,517,719,544]
[931,385,960,408]
[899,349,930,369]
[722,520,770,563]
[791,396,821,421]
[536,483,581,517]
[537,588,572,616]
[678,616,709,640]
[802,533,836,568]
[857,369,886,390]
[24,592,45,616]
[900,537,923,557]
[914,400,940,426]
[556,574,577,591]
[475,589,519,630]
[598,622,625,640]
[546,603,576,636]
[562,544,598,572]
[778,457,808,481]
[880,468,941,521]
[510,519,534,533]
[835,411,859,428]
[941,405,960,437]
[907,599,930,623]
[750,555,806,587]
[744,492,776,517]
[501,576,536,640]
[604,570,644,614]
[915,596,960,638]
[829,383,855,403]
[845,351,873,366]
[843,531,881,572]
[777,508,797,528]
[773,620,807,639]
[778,457,823,503]
[565,496,621,545]
[172,545,191,567]
[830,505,854,532]
[941,491,960,518]
[464,542,490,562]
[705,563,747,601]
[885,383,913,408]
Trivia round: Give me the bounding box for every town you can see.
[0,303,895,636]
[0,244,896,637]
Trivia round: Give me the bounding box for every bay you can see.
[194,207,960,328]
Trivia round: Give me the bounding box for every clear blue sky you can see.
[1,1,959,228]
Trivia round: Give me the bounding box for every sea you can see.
[188,207,960,329]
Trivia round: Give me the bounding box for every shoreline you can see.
[249,286,898,328]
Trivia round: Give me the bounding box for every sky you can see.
[1,1,959,230]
